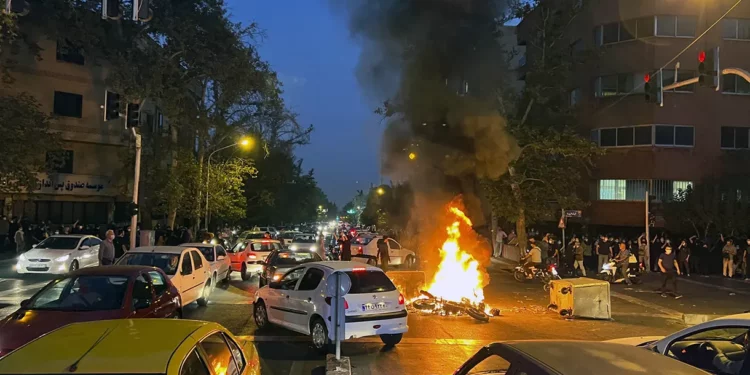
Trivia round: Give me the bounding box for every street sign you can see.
[565,210,582,218]
[558,217,566,229]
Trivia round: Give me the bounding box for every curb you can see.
[680,277,750,296]
[326,354,351,375]
[682,314,723,325]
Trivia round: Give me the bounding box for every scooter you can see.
[514,262,561,291]
[597,254,642,284]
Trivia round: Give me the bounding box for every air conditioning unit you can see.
[548,278,611,320]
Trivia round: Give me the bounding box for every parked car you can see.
[607,312,750,373]
[453,340,708,375]
[180,242,231,285]
[0,266,181,357]
[229,239,283,281]
[116,246,213,307]
[259,249,323,287]
[16,235,102,274]
[351,235,416,269]
[0,319,260,375]
[253,261,408,352]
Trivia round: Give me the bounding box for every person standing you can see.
[376,235,390,272]
[339,233,352,261]
[678,239,691,277]
[114,229,126,259]
[723,238,738,278]
[495,228,507,258]
[14,225,25,255]
[637,233,649,272]
[572,239,586,277]
[742,239,749,281]
[659,245,682,299]
[597,235,612,273]
[99,230,116,265]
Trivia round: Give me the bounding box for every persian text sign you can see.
[34,173,118,196]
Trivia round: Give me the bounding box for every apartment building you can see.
[0,32,165,225]
[518,0,750,228]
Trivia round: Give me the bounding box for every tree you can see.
[483,0,602,250]
[206,158,258,226]
[360,184,413,235]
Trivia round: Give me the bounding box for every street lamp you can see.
[408,152,416,160]
[205,137,253,229]
[376,187,385,196]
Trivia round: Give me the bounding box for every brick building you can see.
[518,0,750,228]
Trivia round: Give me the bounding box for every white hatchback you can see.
[116,246,213,307]
[253,261,408,352]
[16,235,101,274]
[180,243,232,285]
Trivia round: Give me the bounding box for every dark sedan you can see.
[259,249,322,287]
[0,265,181,357]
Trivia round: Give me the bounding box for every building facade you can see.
[0,31,164,226]
[519,0,750,228]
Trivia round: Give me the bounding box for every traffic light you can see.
[104,91,120,121]
[125,103,140,128]
[698,48,718,87]
[102,0,121,19]
[644,74,653,102]
[128,202,139,216]
[4,0,30,15]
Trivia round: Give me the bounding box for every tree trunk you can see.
[508,166,527,251]
[167,125,179,229]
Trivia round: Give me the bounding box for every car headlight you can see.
[55,254,70,262]
[19,254,26,261]
[310,246,317,251]
[290,245,298,251]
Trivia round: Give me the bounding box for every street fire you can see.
[409,204,499,321]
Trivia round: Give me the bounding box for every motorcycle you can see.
[597,254,642,284]
[513,263,561,291]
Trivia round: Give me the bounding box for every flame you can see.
[424,206,487,306]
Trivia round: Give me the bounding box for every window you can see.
[634,126,652,145]
[674,126,695,146]
[569,88,581,106]
[132,274,153,310]
[190,251,204,270]
[388,240,401,249]
[637,16,655,37]
[600,128,617,147]
[602,22,619,44]
[599,179,626,200]
[722,74,750,94]
[46,150,74,174]
[56,39,84,65]
[662,70,696,92]
[620,19,636,41]
[721,127,750,149]
[673,181,693,196]
[593,126,653,147]
[595,73,642,97]
[656,15,696,37]
[596,17,655,45]
[723,18,750,40]
[53,91,83,118]
[225,334,246,373]
[181,349,210,375]
[199,333,240,375]
[590,129,599,144]
[148,270,168,296]
[654,125,694,146]
[616,127,634,146]
[297,268,324,291]
[278,268,305,290]
[197,246,215,262]
[344,270,397,293]
[181,254,193,275]
[216,246,227,257]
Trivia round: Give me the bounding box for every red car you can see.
[0,265,181,357]
[228,239,283,281]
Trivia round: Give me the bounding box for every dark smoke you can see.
[332,0,519,266]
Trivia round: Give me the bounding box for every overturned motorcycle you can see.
[513,263,562,291]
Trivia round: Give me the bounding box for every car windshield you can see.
[273,251,320,266]
[344,270,397,294]
[293,237,316,244]
[29,275,129,311]
[281,232,299,239]
[353,237,374,245]
[195,246,215,262]
[34,237,80,250]
[251,242,275,252]
[118,253,181,275]
[242,232,266,239]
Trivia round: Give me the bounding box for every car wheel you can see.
[197,280,211,307]
[254,301,269,329]
[310,317,330,354]
[69,260,79,272]
[241,264,249,281]
[212,272,218,289]
[380,333,403,347]
[224,269,232,283]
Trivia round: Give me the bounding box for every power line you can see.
[596,0,743,114]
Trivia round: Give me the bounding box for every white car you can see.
[116,246,213,307]
[279,231,301,246]
[351,235,416,269]
[16,235,101,274]
[180,243,231,285]
[253,261,408,352]
[608,312,750,373]
[288,233,319,252]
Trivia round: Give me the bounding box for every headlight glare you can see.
[55,254,70,262]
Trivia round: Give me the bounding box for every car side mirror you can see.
[20,299,30,308]
[79,245,90,250]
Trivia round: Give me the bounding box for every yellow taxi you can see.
[0,319,260,375]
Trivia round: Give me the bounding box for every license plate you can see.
[361,302,388,311]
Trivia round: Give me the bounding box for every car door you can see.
[130,273,157,317]
[76,238,93,267]
[197,332,245,375]
[265,267,305,328]
[87,237,102,266]
[179,252,197,303]
[215,245,230,279]
[289,267,325,333]
[147,270,178,318]
[388,239,404,265]
[190,250,209,290]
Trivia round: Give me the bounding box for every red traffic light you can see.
[644,74,650,83]
[698,50,706,63]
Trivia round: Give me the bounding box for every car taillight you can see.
[324,297,349,309]
[398,293,405,305]
[357,246,363,254]
[352,267,366,272]
[248,252,257,259]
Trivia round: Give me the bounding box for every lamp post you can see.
[205,137,252,229]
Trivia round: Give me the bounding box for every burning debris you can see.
[410,290,501,322]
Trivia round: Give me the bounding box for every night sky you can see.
[230,0,383,206]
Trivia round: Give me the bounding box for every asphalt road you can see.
[1,254,748,375]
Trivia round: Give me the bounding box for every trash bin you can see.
[549,278,611,320]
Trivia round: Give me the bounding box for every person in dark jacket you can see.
[377,235,390,272]
[339,233,352,261]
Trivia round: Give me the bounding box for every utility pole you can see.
[130,128,142,248]
[644,189,650,271]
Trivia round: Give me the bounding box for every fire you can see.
[424,206,487,306]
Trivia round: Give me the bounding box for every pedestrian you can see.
[597,235,611,273]
[99,230,116,265]
[658,245,682,299]
[14,225,24,255]
[339,233,352,261]
[376,235,390,272]
[613,242,632,285]
[742,239,749,281]
[678,239,691,277]
[722,238,737,278]
[114,229,126,258]
[495,227,507,258]
[637,233,649,272]
[572,239,586,277]
[507,230,517,245]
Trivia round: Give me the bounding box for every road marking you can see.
[610,291,682,318]
[680,278,750,296]
[0,282,48,298]
[238,335,495,346]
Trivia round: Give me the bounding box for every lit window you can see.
[599,180,626,200]
[672,181,693,196]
